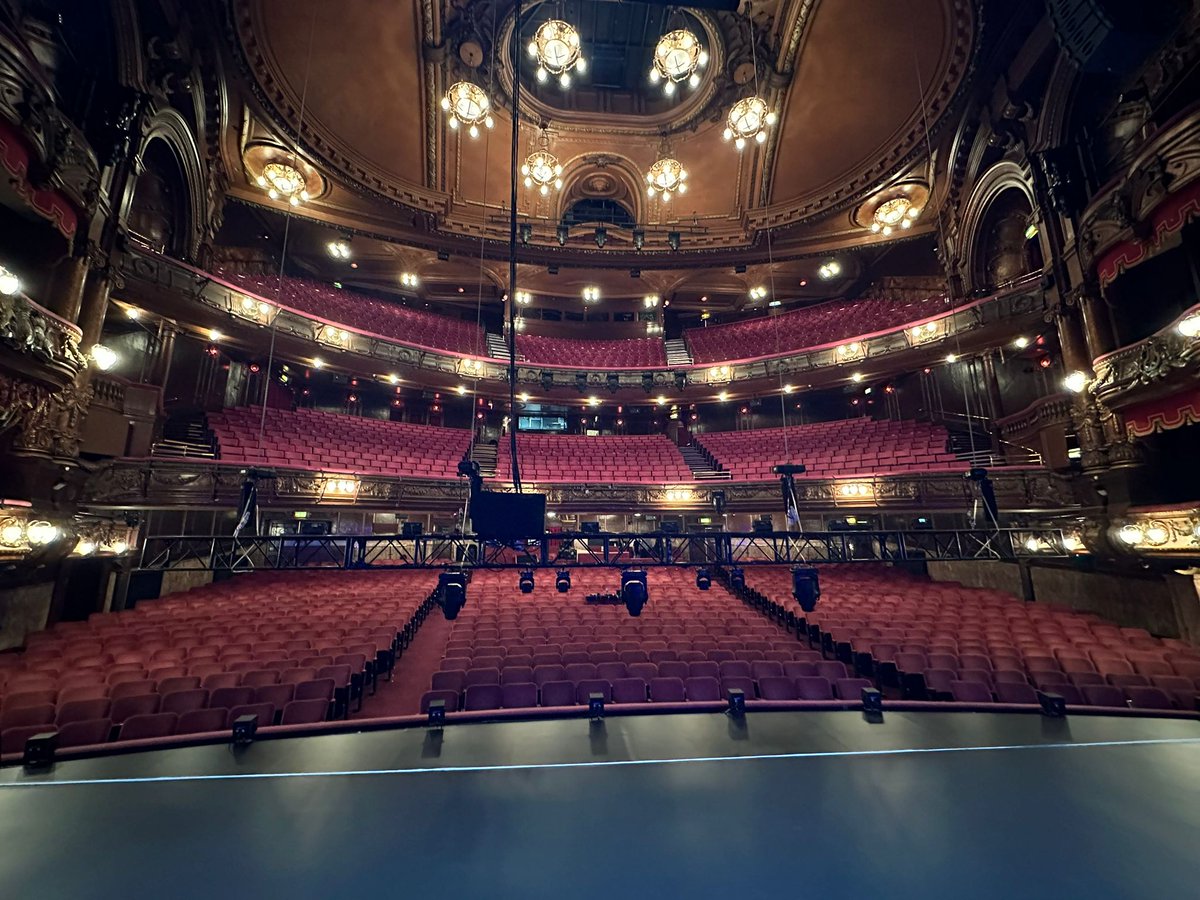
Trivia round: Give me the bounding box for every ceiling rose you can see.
[646,156,687,201]
[441,82,495,138]
[871,196,921,234]
[522,150,564,195]
[256,162,310,206]
[723,96,777,150]
[528,19,585,88]
[649,29,708,96]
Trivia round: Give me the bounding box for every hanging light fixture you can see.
[529,19,585,88]
[723,97,776,150]
[649,28,708,94]
[441,82,495,138]
[256,162,310,206]
[870,197,922,235]
[522,150,564,195]
[646,154,687,202]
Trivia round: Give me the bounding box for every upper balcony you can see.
[118,248,1047,401]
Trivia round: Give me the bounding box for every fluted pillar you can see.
[1079,290,1117,361]
[77,267,113,351]
[1055,307,1090,375]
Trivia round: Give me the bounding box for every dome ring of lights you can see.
[441,82,496,138]
[646,157,687,201]
[722,96,777,150]
[650,29,709,94]
[242,143,326,206]
[522,151,564,194]
[853,183,931,236]
[529,19,585,87]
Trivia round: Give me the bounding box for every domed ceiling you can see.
[230,0,977,262]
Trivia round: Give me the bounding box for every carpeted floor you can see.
[350,614,452,719]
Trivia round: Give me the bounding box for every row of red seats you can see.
[684,293,962,363]
[493,433,694,484]
[219,272,487,356]
[516,335,667,367]
[208,406,471,478]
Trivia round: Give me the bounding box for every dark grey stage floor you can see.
[2,710,1199,899]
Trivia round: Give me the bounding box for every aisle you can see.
[351,614,452,719]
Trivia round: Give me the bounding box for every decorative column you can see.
[1054,305,1091,375]
[43,252,88,323]
[980,351,1005,420]
[1077,287,1117,361]
[76,263,116,352]
[147,320,178,389]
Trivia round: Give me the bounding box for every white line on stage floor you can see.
[2,736,1199,788]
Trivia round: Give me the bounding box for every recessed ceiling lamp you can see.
[723,97,776,150]
[515,291,532,305]
[749,286,768,300]
[643,294,660,308]
[522,150,564,195]
[818,260,842,280]
[870,196,921,235]
[649,28,708,94]
[441,82,495,138]
[646,156,687,201]
[400,272,419,288]
[529,19,585,88]
[257,162,310,206]
[582,286,601,303]
[326,238,351,259]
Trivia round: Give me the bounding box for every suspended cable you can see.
[506,0,523,492]
[256,6,318,450]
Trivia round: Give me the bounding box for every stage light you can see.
[728,566,745,589]
[518,569,535,593]
[696,568,711,590]
[792,566,820,613]
[621,569,649,617]
[674,371,687,389]
[439,570,468,620]
[557,224,569,246]
[427,698,447,726]
[312,357,324,369]
[851,372,864,383]
[861,687,883,714]
[633,229,645,250]
[1037,690,1066,717]
[667,231,681,251]
[22,731,56,769]
[1014,336,1029,349]
[556,568,571,592]
[945,353,958,363]
[232,714,258,746]
[519,223,533,245]
[594,226,607,248]
[588,692,605,718]
[1179,314,1200,337]
[727,688,746,716]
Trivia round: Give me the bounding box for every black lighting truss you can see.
[135,528,1071,573]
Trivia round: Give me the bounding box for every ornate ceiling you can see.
[227,0,978,268]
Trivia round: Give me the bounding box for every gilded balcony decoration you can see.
[0,285,87,387]
[1109,506,1200,559]
[1092,303,1200,408]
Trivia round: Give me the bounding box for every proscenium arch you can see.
[958,160,1038,293]
[132,109,209,261]
[554,154,648,228]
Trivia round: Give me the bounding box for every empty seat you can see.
[281,699,330,725]
[419,690,459,714]
[684,677,721,701]
[794,677,833,700]
[611,678,648,703]
[209,686,255,709]
[109,694,160,724]
[540,681,575,707]
[463,684,503,711]
[949,681,993,703]
[501,683,538,709]
[757,676,798,700]
[176,708,227,735]
[119,713,178,741]
[648,677,686,702]
[57,718,112,748]
[995,682,1038,704]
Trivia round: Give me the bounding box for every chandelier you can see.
[723,97,777,150]
[528,19,585,88]
[522,150,564,195]
[649,29,708,95]
[441,82,495,138]
[646,156,687,201]
[256,162,310,206]
[870,197,921,235]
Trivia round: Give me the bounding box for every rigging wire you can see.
[256,6,318,450]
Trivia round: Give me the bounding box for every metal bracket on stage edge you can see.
[134,528,1071,572]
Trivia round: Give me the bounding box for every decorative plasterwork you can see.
[1091,303,1200,409]
[0,370,93,460]
[1077,106,1200,279]
[0,289,86,388]
[1109,506,1200,560]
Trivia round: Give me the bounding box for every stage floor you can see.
[2,710,1199,898]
